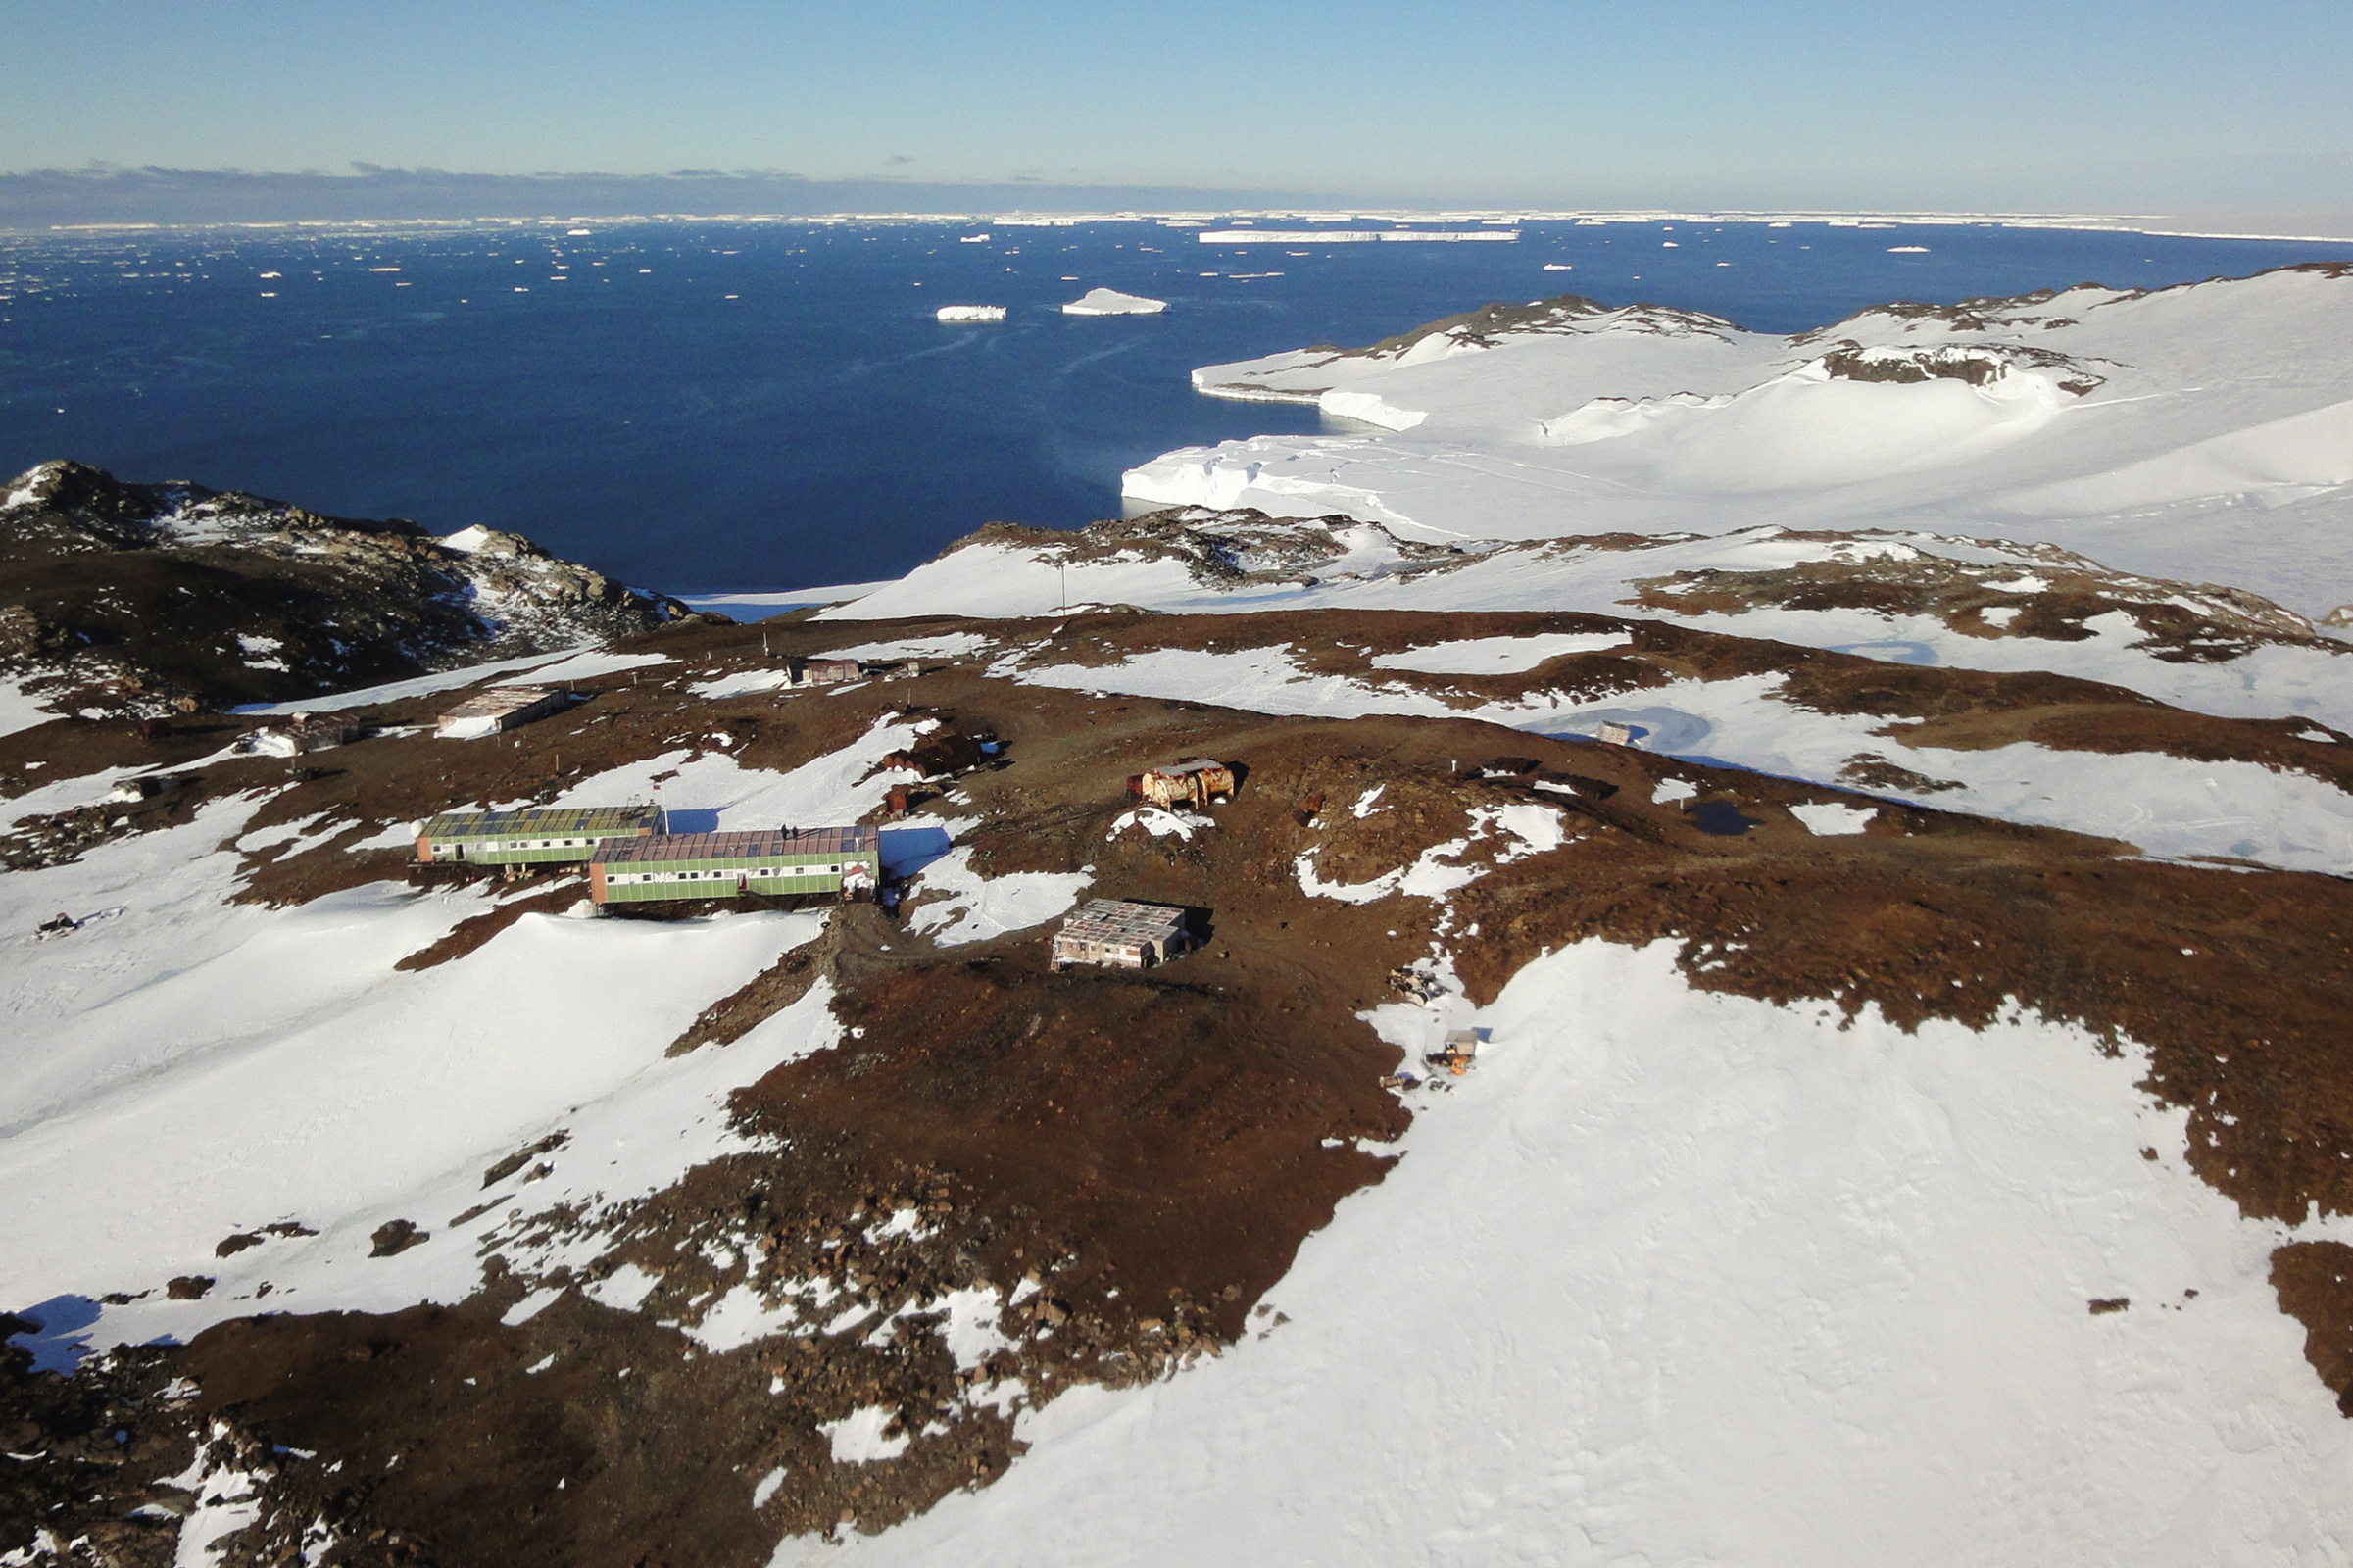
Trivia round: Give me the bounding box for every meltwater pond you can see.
[3,219,2348,596]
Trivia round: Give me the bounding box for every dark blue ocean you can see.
[2,219,2348,596]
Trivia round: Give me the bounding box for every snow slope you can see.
[0,708,1058,1369]
[989,643,2353,874]
[816,940,2353,1568]
[830,519,2353,735]
[1123,267,2353,618]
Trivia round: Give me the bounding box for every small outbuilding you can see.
[252,711,362,758]
[794,658,863,688]
[1127,758,1238,809]
[437,685,568,740]
[590,824,880,905]
[1051,899,1191,970]
[881,730,987,779]
[1426,1029,1482,1075]
[416,804,662,866]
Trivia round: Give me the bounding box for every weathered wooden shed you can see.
[1051,899,1191,970]
[1126,758,1238,809]
[436,685,567,740]
[590,824,880,905]
[252,712,361,758]
[881,730,986,779]
[795,658,864,688]
[416,804,662,866]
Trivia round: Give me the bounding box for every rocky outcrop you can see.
[0,461,702,718]
[1816,339,2107,395]
[953,508,1486,593]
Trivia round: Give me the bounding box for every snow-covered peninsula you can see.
[1124,264,2353,617]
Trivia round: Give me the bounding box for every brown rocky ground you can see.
[0,460,701,721]
[6,605,2353,1565]
[1627,535,2333,662]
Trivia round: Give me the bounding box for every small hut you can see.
[437,685,567,740]
[881,731,986,779]
[794,658,863,688]
[253,712,361,758]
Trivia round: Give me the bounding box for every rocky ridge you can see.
[0,461,701,719]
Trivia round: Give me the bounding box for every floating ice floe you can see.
[937,305,1008,322]
[1062,288,1167,317]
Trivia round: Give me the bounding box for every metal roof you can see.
[420,804,660,840]
[595,824,878,864]
[441,685,560,720]
[1144,758,1229,778]
[1057,898,1187,943]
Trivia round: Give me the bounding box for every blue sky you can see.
[4,0,2349,210]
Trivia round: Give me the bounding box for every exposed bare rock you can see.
[0,460,700,721]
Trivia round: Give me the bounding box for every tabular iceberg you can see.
[1062,287,1167,317]
[935,304,1007,322]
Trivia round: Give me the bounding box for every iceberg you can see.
[935,305,1007,322]
[1061,287,1167,317]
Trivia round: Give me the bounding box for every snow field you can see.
[0,791,830,1361]
[1105,806,1207,842]
[0,687,1115,1375]
[904,844,1092,948]
[0,697,997,1367]
[0,678,63,740]
[818,939,2353,1568]
[232,647,674,716]
[543,710,938,831]
[816,523,2353,736]
[999,647,2353,874]
[1367,631,1628,673]
[1295,804,1565,907]
[1120,267,2353,618]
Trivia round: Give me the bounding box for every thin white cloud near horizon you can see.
[2,0,2348,213]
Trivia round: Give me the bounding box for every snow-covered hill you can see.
[1123,265,2353,620]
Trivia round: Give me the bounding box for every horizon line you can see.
[15,208,2353,245]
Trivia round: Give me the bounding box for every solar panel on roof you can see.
[594,824,877,864]
[422,804,659,839]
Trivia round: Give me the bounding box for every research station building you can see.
[415,804,662,866]
[589,824,880,905]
